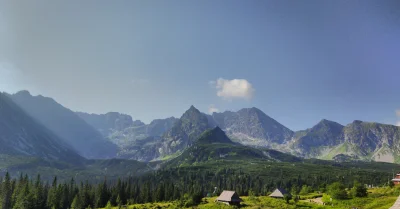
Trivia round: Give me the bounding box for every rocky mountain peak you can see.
[186,105,200,114]
[314,119,344,130]
[180,105,206,123]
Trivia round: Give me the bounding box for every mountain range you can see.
[0,92,82,163]
[9,91,117,159]
[3,90,400,164]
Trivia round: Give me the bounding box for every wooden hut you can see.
[269,188,291,198]
[216,190,242,206]
[392,173,400,185]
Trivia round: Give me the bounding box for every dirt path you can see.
[390,195,400,209]
[304,197,324,205]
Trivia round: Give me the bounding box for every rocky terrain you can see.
[4,90,400,163]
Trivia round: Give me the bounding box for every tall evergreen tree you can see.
[2,172,12,209]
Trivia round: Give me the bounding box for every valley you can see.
[1,91,400,209]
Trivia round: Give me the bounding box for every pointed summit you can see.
[314,119,344,129]
[159,104,211,156]
[197,126,233,144]
[186,105,200,114]
[291,119,344,156]
[180,105,204,121]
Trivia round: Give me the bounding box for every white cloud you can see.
[396,121,400,127]
[208,105,219,114]
[212,78,255,100]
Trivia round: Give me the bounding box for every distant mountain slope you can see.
[341,121,400,162]
[76,111,178,161]
[76,111,178,147]
[75,111,134,136]
[0,93,83,162]
[290,119,344,157]
[211,107,294,147]
[166,127,301,167]
[108,117,178,146]
[146,117,179,136]
[10,91,117,159]
[288,119,400,163]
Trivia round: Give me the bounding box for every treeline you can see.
[0,166,391,209]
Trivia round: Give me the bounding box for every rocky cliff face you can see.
[76,109,179,161]
[290,119,344,157]
[109,106,209,161]
[210,107,294,147]
[158,105,211,156]
[9,91,400,164]
[341,121,400,162]
[146,117,179,136]
[288,120,400,163]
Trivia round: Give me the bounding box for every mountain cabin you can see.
[215,190,242,206]
[269,188,291,198]
[392,173,400,185]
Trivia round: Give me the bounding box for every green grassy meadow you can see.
[102,188,399,209]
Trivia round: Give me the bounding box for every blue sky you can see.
[0,0,400,130]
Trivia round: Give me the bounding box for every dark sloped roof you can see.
[269,188,290,198]
[216,190,242,202]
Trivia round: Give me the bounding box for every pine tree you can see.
[70,195,81,209]
[2,172,12,209]
[13,181,34,209]
[105,201,112,209]
[155,183,165,202]
[95,179,108,208]
[33,174,46,209]
[116,194,122,207]
[47,176,59,209]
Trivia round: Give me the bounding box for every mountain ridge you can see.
[0,92,83,163]
[5,90,400,164]
[10,90,118,159]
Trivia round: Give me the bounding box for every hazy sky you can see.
[1,0,400,130]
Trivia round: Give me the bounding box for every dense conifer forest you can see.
[0,159,395,209]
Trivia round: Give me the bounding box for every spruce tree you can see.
[95,179,108,208]
[70,195,81,209]
[2,172,12,209]
[47,176,59,209]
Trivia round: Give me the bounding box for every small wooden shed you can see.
[392,173,400,185]
[269,188,291,198]
[216,190,242,206]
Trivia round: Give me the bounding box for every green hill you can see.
[167,127,301,167]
